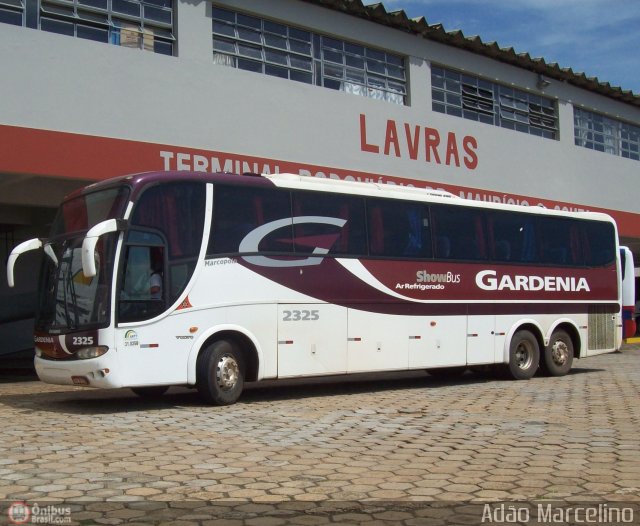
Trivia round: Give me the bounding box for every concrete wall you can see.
[1,0,640,358]
[0,0,638,215]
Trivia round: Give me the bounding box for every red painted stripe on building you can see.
[2,123,639,237]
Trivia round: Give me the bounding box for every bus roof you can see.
[70,171,615,225]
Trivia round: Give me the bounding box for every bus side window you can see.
[538,217,578,266]
[434,236,451,258]
[292,192,366,256]
[494,239,511,261]
[488,211,537,263]
[119,241,166,322]
[121,182,205,323]
[122,246,163,299]
[431,205,486,261]
[367,199,431,259]
[209,186,292,255]
[583,221,615,266]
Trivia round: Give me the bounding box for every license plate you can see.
[71,376,90,386]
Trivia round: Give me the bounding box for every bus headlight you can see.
[35,347,43,357]
[76,346,109,360]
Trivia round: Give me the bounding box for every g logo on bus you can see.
[239,216,346,268]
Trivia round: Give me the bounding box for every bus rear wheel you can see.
[197,339,245,405]
[507,330,539,380]
[541,329,573,376]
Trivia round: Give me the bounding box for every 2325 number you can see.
[282,309,320,322]
[72,336,94,346]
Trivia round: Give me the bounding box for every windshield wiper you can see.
[56,246,77,331]
[65,265,80,329]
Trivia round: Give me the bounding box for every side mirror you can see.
[7,238,43,287]
[82,219,126,278]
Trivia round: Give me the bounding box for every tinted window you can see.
[487,211,538,263]
[52,187,129,237]
[488,212,614,267]
[537,216,583,266]
[367,199,431,258]
[121,182,205,322]
[293,192,366,256]
[209,185,292,255]
[131,182,205,259]
[431,205,486,260]
[583,221,615,266]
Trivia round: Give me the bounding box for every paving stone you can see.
[0,346,639,524]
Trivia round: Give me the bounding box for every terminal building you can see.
[1,0,639,359]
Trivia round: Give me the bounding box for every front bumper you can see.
[35,353,123,388]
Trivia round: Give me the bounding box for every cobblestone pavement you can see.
[0,347,639,525]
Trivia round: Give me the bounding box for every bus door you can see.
[116,235,177,385]
[466,305,497,365]
[277,304,347,377]
[115,181,206,385]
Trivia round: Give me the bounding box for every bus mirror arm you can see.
[82,219,126,278]
[7,238,43,288]
[43,244,58,268]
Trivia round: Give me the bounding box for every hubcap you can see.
[515,341,533,370]
[551,340,569,366]
[216,354,239,391]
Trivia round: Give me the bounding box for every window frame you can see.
[212,5,407,105]
[17,0,175,54]
[574,107,640,161]
[432,65,559,139]
[0,0,24,25]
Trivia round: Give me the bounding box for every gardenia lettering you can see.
[476,270,590,292]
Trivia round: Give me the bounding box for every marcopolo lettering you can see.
[475,270,590,292]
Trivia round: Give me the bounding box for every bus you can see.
[6,171,634,405]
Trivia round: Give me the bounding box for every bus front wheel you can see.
[507,330,539,380]
[197,339,245,405]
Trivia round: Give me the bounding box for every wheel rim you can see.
[515,340,534,370]
[550,340,569,366]
[216,354,239,391]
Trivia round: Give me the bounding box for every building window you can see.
[574,107,640,161]
[212,6,407,105]
[431,66,558,139]
[37,0,174,54]
[0,0,23,25]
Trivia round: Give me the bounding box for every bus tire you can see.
[507,330,539,380]
[196,339,244,405]
[542,329,573,376]
[131,386,169,397]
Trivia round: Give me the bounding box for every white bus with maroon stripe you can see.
[7,171,632,404]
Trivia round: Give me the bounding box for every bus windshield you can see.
[50,186,130,238]
[36,187,129,332]
[37,234,117,332]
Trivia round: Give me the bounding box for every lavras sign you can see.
[359,114,479,170]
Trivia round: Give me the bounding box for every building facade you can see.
[1,0,639,357]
